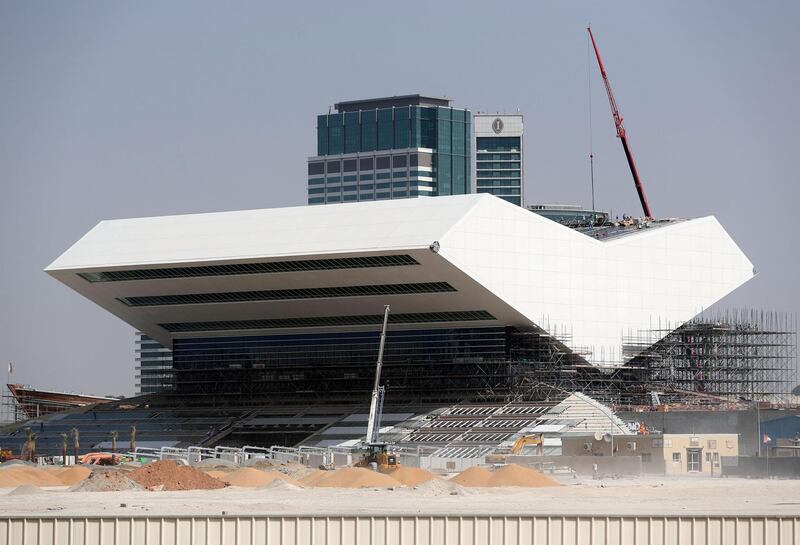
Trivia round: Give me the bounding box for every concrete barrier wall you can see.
[422,456,485,473]
[1,515,796,544]
[331,452,352,467]
[723,456,800,478]
[504,455,644,476]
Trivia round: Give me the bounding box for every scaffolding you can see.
[504,310,798,408]
[507,330,650,406]
[624,310,798,404]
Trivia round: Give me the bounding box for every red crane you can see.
[587,27,653,219]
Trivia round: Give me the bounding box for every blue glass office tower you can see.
[308,95,472,205]
[473,114,524,206]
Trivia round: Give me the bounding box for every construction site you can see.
[2,22,799,545]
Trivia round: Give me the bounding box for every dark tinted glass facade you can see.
[309,101,471,205]
[316,106,467,156]
[171,327,513,405]
[135,332,173,395]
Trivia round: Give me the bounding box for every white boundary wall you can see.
[1,515,797,545]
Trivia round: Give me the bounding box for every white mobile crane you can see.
[357,305,399,471]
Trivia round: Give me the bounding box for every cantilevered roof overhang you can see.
[46,196,535,347]
[46,194,755,366]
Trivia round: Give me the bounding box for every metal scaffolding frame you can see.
[503,310,798,408]
[623,310,798,404]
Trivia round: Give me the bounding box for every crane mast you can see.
[587,27,653,219]
[365,305,390,445]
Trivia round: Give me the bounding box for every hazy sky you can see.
[1,1,798,396]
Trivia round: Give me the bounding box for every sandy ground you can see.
[0,475,798,517]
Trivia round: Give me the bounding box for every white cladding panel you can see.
[47,196,481,271]
[439,197,754,366]
[474,114,523,137]
[47,194,754,366]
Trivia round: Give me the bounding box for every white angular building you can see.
[46,194,754,404]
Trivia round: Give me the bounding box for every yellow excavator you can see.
[486,433,544,464]
[511,434,545,456]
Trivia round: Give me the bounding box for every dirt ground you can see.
[1,475,798,518]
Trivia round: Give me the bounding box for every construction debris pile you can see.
[128,461,226,491]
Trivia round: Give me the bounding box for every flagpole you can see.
[756,401,761,457]
[766,439,770,478]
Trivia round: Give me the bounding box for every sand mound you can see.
[0,460,36,468]
[449,466,493,487]
[449,464,560,488]
[0,466,64,487]
[305,467,401,489]
[70,470,143,492]
[7,485,46,496]
[53,466,92,485]
[0,471,23,488]
[299,469,327,486]
[385,467,438,487]
[273,461,315,480]
[414,479,469,496]
[260,479,303,491]
[205,470,228,480]
[130,461,226,491]
[220,468,302,488]
[244,459,274,469]
[487,464,559,488]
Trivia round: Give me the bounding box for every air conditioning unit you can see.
[583,442,592,452]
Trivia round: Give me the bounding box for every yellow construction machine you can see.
[511,434,544,456]
[486,433,544,464]
[356,443,400,471]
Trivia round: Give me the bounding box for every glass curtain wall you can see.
[315,106,471,197]
[476,136,522,205]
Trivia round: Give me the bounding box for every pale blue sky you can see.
[1,1,798,395]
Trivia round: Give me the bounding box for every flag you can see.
[763,433,771,444]
[6,362,11,375]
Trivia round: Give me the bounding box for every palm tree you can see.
[110,431,118,454]
[130,425,137,454]
[24,428,36,462]
[60,433,68,465]
[23,428,31,460]
[71,428,80,464]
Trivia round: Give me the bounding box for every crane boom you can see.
[365,305,390,445]
[587,27,653,219]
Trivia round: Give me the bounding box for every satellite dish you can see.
[594,431,604,441]
[603,433,612,443]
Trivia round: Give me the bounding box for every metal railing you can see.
[125,441,491,471]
